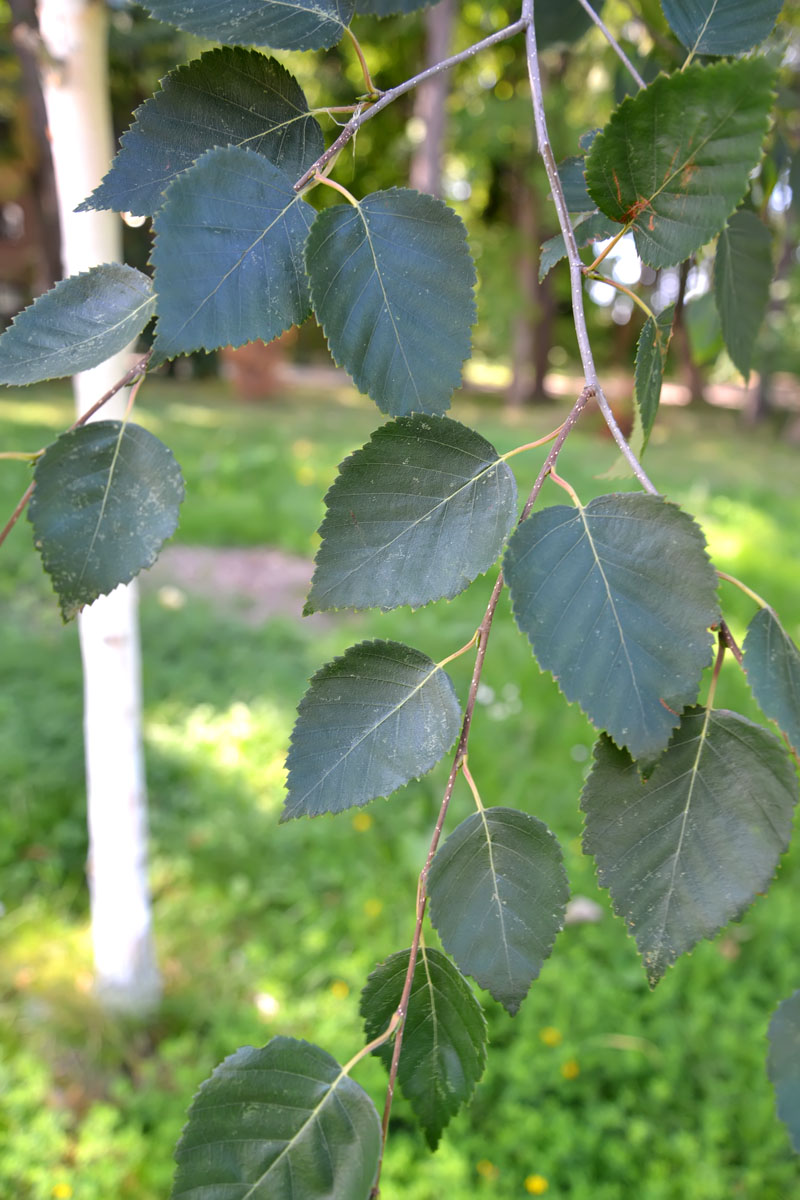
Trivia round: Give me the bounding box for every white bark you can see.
[37,0,161,1014]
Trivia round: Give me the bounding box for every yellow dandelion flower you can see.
[52,1185,73,1200]
[539,1026,562,1047]
[476,1159,498,1180]
[330,979,349,1000]
[560,1057,580,1080]
[525,1175,549,1195]
[352,811,373,833]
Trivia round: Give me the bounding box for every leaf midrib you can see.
[650,707,713,964]
[77,424,128,587]
[292,654,448,804]
[356,200,420,405]
[318,456,505,595]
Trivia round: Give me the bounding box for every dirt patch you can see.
[142,545,326,626]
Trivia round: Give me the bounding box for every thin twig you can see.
[371,384,592,1196]
[521,0,658,495]
[576,0,646,90]
[718,618,743,666]
[295,18,527,191]
[0,480,36,549]
[0,350,151,551]
[707,631,727,707]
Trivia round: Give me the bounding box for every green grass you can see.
[1,380,799,1199]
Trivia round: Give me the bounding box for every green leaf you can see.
[79,49,323,218]
[558,156,593,211]
[535,0,594,47]
[661,0,784,56]
[305,188,476,416]
[305,415,517,614]
[361,946,487,1149]
[144,0,355,51]
[29,422,184,622]
[282,640,461,820]
[171,1038,380,1200]
[768,991,800,1153]
[634,305,674,452]
[714,209,773,380]
[151,146,314,364]
[582,709,798,986]
[685,290,724,364]
[427,808,569,1015]
[744,607,800,755]
[505,494,719,762]
[585,60,775,268]
[539,211,618,282]
[0,265,154,386]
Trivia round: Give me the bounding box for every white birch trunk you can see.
[37,0,161,1014]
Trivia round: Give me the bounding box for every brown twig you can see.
[0,350,151,551]
[718,618,743,666]
[369,385,593,1196]
[295,19,527,192]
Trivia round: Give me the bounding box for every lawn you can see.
[1,378,799,1200]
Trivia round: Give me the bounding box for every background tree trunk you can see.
[8,0,62,293]
[409,0,455,197]
[508,169,554,407]
[36,0,160,1015]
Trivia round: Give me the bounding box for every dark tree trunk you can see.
[672,262,709,407]
[508,171,555,407]
[409,0,455,196]
[8,0,62,292]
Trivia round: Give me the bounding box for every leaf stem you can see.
[716,570,769,610]
[0,450,44,461]
[519,385,594,522]
[586,272,656,322]
[295,18,527,192]
[705,631,727,710]
[0,350,151,552]
[313,104,362,118]
[500,422,564,460]
[576,0,646,89]
[548,468,582,507]
[346,26,383,99]
[461,758,485,813]
[309,173,361,206]
[521,1,657,494]
[585,224,628,273]
[437,630,480,671]
[341,1011,401,1077]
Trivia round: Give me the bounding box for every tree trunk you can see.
[36,0,160,1015]
[409,0,455,196]
[8,0,62,293]
[508,170,554,407]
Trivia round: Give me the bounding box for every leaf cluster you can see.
[1,0,798,1192]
